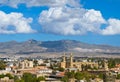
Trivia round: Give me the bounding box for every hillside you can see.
[0,39,120,55]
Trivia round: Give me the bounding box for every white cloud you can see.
[0,0,67,8]
[26,0,67,7]
[0,11,35,34]
[38,0,120,35]
[39,6,106,35]
[1,0,120,35]
[0,0,81,8]
[102,18,120,35]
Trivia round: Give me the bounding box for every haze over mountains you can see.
[0,39,120,56]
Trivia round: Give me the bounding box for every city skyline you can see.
[0,0,120,46]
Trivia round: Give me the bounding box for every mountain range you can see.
[0,39,120,55]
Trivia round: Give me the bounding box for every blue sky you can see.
[0,0,120,46]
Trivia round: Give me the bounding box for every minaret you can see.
[63,53,66,62]
[70,53,73,68]
[104,60,109,71]
[60,53,66,68]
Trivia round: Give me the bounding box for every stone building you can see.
[19,60,33,69]
[60,53,98,71]
[0,77,14,82]
[104,60,109,71]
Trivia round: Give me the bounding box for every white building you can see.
[37,69,52,74]
[37,59,44,65]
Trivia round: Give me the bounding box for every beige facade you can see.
[104,61,109,71]
[0,77,14,82]
[60,53,66,68]
[19,60,33,69]
[60,53,98,71]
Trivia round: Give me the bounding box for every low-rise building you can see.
[0,77,14,82]
[37,69,52,74]
[19,60,33,69]
[60,53,98,71]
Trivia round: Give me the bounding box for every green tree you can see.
[16,79,24,82]
[103,73,107,82]
[0,61,6,70]
[75,72,84,81]
[117,74,120,79]
[14,75,25,82]
[14,75,19,82]
[6,73,14,79]
[108,59,116,68]
[98,73,104,79]
[37,76,45,82]
[61,76,69,82]
[58,67,64,72]
[22,73,37,82]
[65,71,75,79]
[0,74,4,78]
[82,71,91,81]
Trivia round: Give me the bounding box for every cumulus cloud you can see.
[38,0,120,35]
[0,11,35,34]
[0,0,81,8]
[1,0,120,35]
[102,18,120,35]
[0,0,67,8]
[39,6,106,35]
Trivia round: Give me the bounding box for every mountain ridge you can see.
[0,39,120,55]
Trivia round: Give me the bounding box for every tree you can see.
[5,73,14,79]
[81,71,91,81]
[61,76,69,82]
[22,73,37,82]
[16,79,24,82]
[103,73,107,82]
[117,74,120,79]
[75,72,84,81]
[0,61,6,70]
[98,73,104,79]
[58,67,64,72]
[14,75,19,82]
[37,76,45,82]
[14,75,23,82]
[0,74,4,78]
[108,59,116,68]
[65,71,75,79]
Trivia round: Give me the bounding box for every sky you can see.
[0,0,120,46]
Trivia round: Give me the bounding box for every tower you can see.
[104,60,109,71]
[70,53,73,68]
[63,53,66,62]
[60,53,66,68]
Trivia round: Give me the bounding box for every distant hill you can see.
[0,39,120,55]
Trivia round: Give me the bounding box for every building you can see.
[19,60,33,69]
[0,77,14,82]
[37,59,44,65]
[103,60,109,71]
[0,70,11,75]
[37,69,52,74]
[60,53,98,71]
